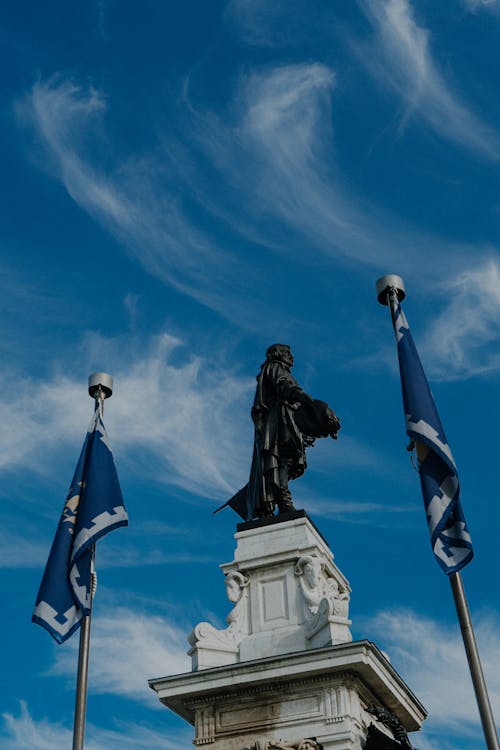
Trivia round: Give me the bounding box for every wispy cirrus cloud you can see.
[0,523,218,570]
[357,0,500,159]
[421,256,500,380]
[197,62,415,270]
[461,0,500,12]
[96,519,220,569]
[15,72,451,300]
[305,494,416,527]
[224,0,331,48]
[17,77,246,316]
[19,68,490,318]
[195,61,489,284]
[224,0,289,45]
[18,68,495,367]
[22,73,375,328]
[348,256,500,383]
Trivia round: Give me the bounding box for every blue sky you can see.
[1,0,499,748]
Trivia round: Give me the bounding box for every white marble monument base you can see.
[151,512,426,748]
[150,641,426,749]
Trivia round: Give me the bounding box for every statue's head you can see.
[225,571,249,603]
[266,343,293,367]
[294,555,323,587]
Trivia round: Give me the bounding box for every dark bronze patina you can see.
[216,344,340,521]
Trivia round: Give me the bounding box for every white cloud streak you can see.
[348,255,500,383]
[224,0,329,48]
[13,74,420,291]
[422,257,500,380]
[461,0,500,12]
[305,495,416,528]
[18,68,496,377]
[224,0,289,45]
[0,524,217,569]
[358,0,500,159]
[19,67,490,332]
[97,332,252,497]
[198,63,408,269]
[18,78,242,315]
[196,61,487,284]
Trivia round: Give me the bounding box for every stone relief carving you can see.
[189,571,250,650]
[268,740,323,750]
[242,739,323,750]
[294,555,349,638]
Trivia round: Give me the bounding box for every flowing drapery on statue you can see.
[32,410,128,643]
[217,344,340,521]
[390,291,473,574]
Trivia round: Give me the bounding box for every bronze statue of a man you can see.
[219,344,340,521]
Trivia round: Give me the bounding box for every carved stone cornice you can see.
[184,671,356,708]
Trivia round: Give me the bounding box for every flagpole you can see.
[450,571,499,750]
[72,373,113,750]
[72,548,95,750]
[376,275,499,750]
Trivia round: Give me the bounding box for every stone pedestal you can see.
[149,513,426,748]
[150,641,425,749]
[188,512,352,670]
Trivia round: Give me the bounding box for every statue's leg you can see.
[277,461,296,514]
[259,450,280,518]
[258,471,277,518]
[261,501,275,518]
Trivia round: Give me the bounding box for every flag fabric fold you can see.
[33,410,128,643]
[391,292,473,574]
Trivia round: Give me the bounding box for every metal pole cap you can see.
[88,372,113,399]
[376,274,406,306]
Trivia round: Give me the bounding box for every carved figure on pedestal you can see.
[294,555,349,638]
[188,571,249,650]
[218,344,340,521]
[295,556,325,613]
[326,577,349,619]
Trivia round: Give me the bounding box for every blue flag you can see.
[33,410,128,643]
[391,293,473,574]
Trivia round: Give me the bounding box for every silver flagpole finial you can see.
[376,274,406,306]
[88,373,113,418]
[88,372,113,400]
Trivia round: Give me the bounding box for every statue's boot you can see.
[277,489,296,514]
[262,502,275,518]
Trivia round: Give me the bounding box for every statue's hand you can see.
[329,413,341,439]
[299,391,314,406]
